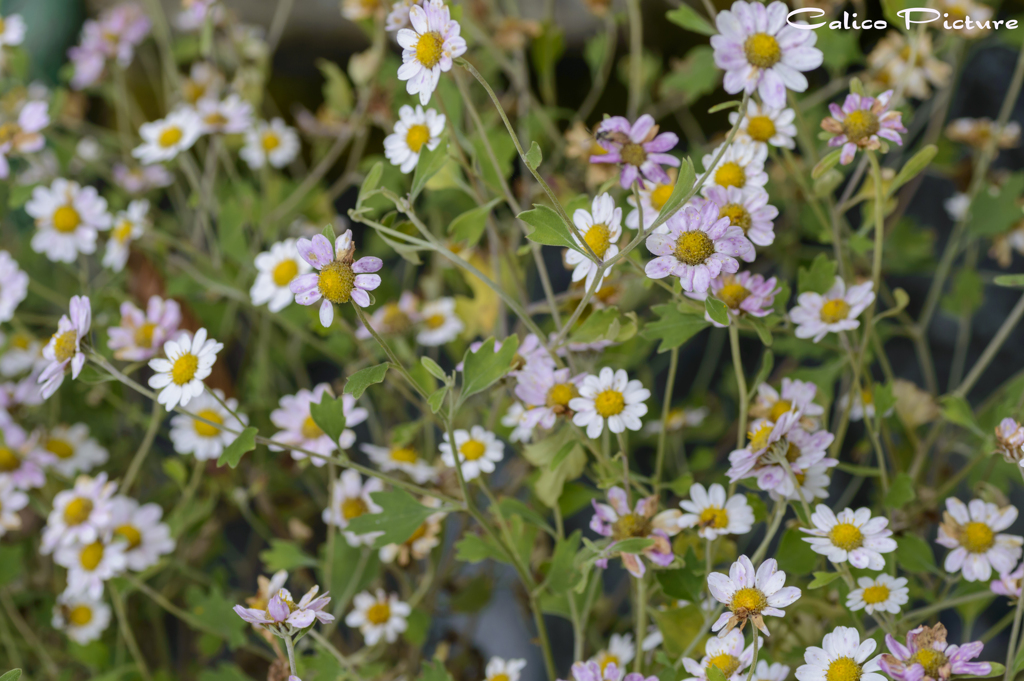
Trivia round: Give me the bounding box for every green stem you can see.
[729,325,747,449]
[110,584,152,681]
[284,633,298,676]
[121,398,163,494]
[634,575,647,674]
[654,346,679,489]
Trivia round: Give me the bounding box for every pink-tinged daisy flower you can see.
[678,482,754,540]
[322,469,384,546]
[107,296,182,361]
[395,0,467,105]
[995,417,1024,465]
[0,100,49,178]
[356,291,420,339]
[514,364,583,430]
[384,104,446,174]
[708,555,801,636]
[802,505,896,570]
[626,177,677,232]
[590,487,682,578]
[103,199,150,272]
[686,272,780,327]
[270,383,368,465]
[570,368,650,438]
[711,1,823,108]
[937,497,1023,582]
[822,90,907,165]
[196,94,253,135]
[39,295,91,399]
[41,472,118,554]
[991,562,1023,599]
[567,193,622,290]
[0,476,28,537]
[147,328,224,411]
[234,584,335,631]
[290,230,383,327]
[790,276,875,343]
[0,250,28,323]
[108,496,176,571]
[644,202,752,293]
[562,661,624,681]
[751,378,824,429]
[846,574,909,615]
[730,101,797,149]
[132,108,204,165]
[700,141,768,196]
[880,623,992,681]
[695,185,777,250]
[113,163,173,194]
[591,634,635,680]
[728,414,836,498]
[726,411,798,478]
[681,629,753,681]
[0,416,44,489]
[501,402,534,443]
[797,626,884,681]
[26,179,111,263]
[590,114,680,189]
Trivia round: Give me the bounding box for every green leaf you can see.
[419,661,454,681]
[357,161,384,209]
[410,133,449,200]
[971,173,1024,237]
[258,539,318,572]
[461,336,520,400]
[775,528,818,574]
[0,670,22,681]
[316,59,354,117]
[661,47,720,104]
[448,198,502,247]
[746,316,775,347]
[873,381,897,418]
[186,585,248,650]
[939,394,984,436]
[610,537,655,554]
[497,497,554,536]
[420,356,447,381]
[569,308,638,344]
[525,141,543,170]
[812,149,842,180]
[656,566,704,602]
[995,274,1024,288]
[640,304,711,353]
[455,533,507,563]
[345,489,437,548]
[427,386,448,414]
[0,545,24,586]
[705,296,730,326]
[666,4,716,35]
[344,363,390,398]
[655,157,697,224]
[650,605,705,657]
[885,472,917,508]
[707,666,727,681]
[216,427,257,468]
[403,608,431,645]
[808,571,842,589]
[895,534,939,574]
[890,145,937,195]
[798,253,838,295]
[522,428,588,507]
[309,393,348,445]
[708,100,741,113]
[545,530,582,593]
[321,223,337,244]
[941,268,983,317]
[519,204,579,253]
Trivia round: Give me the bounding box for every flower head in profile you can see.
[751,378,824,430]
[681,629,753,681]
[39,295,92,399]
[995,418,1024,465]
[251,239,312,313]
[147,328,224,411]
[567,193,622,290]
[357,291,420,339]
[822,90,907,165]
[0,477,28,537]
[570,368,650,438]
[0,418,45,489]
[937,496,1023,582]
[27,179,111,263]
[0,100,49,178]
[991,562,1024,600]
[345,589,410,644]
[796,626,884,681]
[711,0,822,107]
[52,591,111,644]
[0,251,28,323]
[590,487,681,578]
[802,505,896,570]
[707,555,800,636]
[731,101,797,149]
[439,426,504,481]
[678,483,754,540]
[790,276,875,343]
[385,104,445,173]
[234,584,335,631]
[108,496,176,571]
[108,296,181,362]
[103,199,150,272]
[687,272,780,327]
[132,108,203,165]
[880,623,992,681]
[396,0,467,105]
[291,230,383,327]
[270,384,368,464]
[362,441,436,484]
[169,389,248,461]
[591,633,635,680]
[846,574,908,615]
[322,469,384,546]
[590,114,680,189]
[241,118,300,170]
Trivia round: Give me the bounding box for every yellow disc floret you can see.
[53,205,82,233]
[820,299,851,324]
[826,658,862,681]
[744,33,782,69]
[193,409,224,437]
[406,124,431,153]
[842,110,881,144]
[460,439,486,461]
[317,260,356,304]
[171,353,199,385]
[829,522,864,551]
[158,126,183,148]
[674,230,715,266]
[272,259,299,286]
[594,389,625,417]
[714,162,746,189]
[746,116,777,143]
[584,223,612,258]
[416,31,445,68]
[962,521,996,553]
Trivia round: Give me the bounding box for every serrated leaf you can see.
[216,427,257,468]
[654,157,697,224]
[705,296,730,326]
[345,489,437,548]
[885,472,916,508]
[519,204,580,253]
[461,336,520,400]
[939,394,984,436]
[310,393,348,445]
[448,198,501,247]
[808,571,842,589]
[344,363,389,398]
[258,539,318,572]
[640,304,710,352]
[890,144,937,194]
[666,4,716,35]
[569,308,638,344]
[455,533,507,563]
[410,133,449,200]
[798,253,838,295]
[896,534,939,574]
[656,566,704,602]
[525,141,543,170]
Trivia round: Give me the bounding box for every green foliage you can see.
[665,5,716,35]
[309,393,348,445]
[345,490,439,548]
[970,173,1024,237]
[216,427,258,468]
[641,304,711,352]
[519,204,580,252]
[259,539,318,572]
[797,253,837,295]
[344,363,390,398]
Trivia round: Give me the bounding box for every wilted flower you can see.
[590,486,681,577]
[233,584,335,631]
[821,90,907,165]
[590,114,680,189]
[880,624,992,681]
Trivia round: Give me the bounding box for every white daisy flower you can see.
[108,496,176,571]
[132,108,203,164]
[416,297,463,346]
[356,291,420,339]
[1,332,45,377]
[270,384,368,465]
[937,497,1023,582]
[41,472,118,554]
[592,633,635,680]
[486,658,528,681]
[361,442,436,484]
[838,388,893,422]
[695,185,777,251]
[322,469,384,546]
[41,423,109,477]
[502,402,535,444]
[346,589,411,644]
[250,239,312,312]
[52,591,111,645]
[107,296,182,362]
[384,104,445,173]
[679,482,755,540]
[681,629,753,681]
[26,178,111,263]
[386,0,420,31]
[54,537,128,599]
[569,367,650,438]
[731,101,797,149]
[700,140,768,196]
[790,276,875,343]
[196,94,253,135]
[0,14,26,48]
[0,99,48,179]
[0,250,28,323]
[846,574,909,615]
[439,426,504,481]
[147,327,224,411]
[0,418,45,489]
[626,176,677,231]
[708,555,801,636]
[0,476,28,537]
[567,193,622,290]
[103,199,149,272]
[801,505,897,570]
[753,661,790,681]
[290,230,383,327]
[795,626,885,681]
[771,461,833,503]
[181,61,224,104]
[751,378,824,430]
[240,118,300,170]
[169,389,249,461]
[395,0,467,105]
[39,295,91,400]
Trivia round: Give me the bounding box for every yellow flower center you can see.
[699,506,730,529]
[158,126,183,148]
[134,322,157,348]
[68,604,93,626]
[46,438,75,460]
[748,422,774,451]
[115,523,143,550]
[80,541,105,571]
[302,416,324,440]
[342,497,369,520]
[546,383,577,408]
[0,447,20,472]
[744,33,782,69]
[193,408,223,437]
[746,115,777,143]
[620,142,647,167]
[584,223,612,258]
[415,31,445,68]
[171,353,199,385]
[708,653,741,679]
[408,521,429,544]
[262,132,280,152]
[491,674,510,681]
[674,230,715,266]
[317,260,356,304]
[820,299,851,324]
[406,124,431,153]
[718,282,752,310]
[650,183,674,211]
[962,521,995,553]
[425,313,447,329]
[829,522,864,551]
[64,498,94,525]
[366,600,391,625]
[714,162,746,189]
[114,220,134,243]
[843,110,881,144]
[768,400,793,422]
[861,584,890,605]
[204,112,228,127]
[594,389,625,417]
[0,122,19,145]
[612,512,649,539]
[910,649,948,678]
[382,304,411,331]
[731,586,767,614]
[52,330,78,363]
[719,203,752,233]
[459,439,486,461]
[597,653,620,676]
[52,205,81,233]
[272,259,300,287]
[390,447,418,463]
[826,658,862,681]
